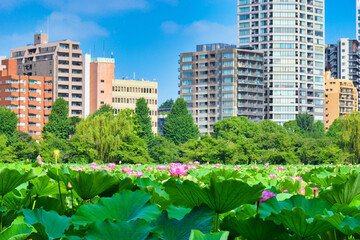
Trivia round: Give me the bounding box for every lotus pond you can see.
[0,161,360,240]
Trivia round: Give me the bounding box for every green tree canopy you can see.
[43,98,70,139]
[8,131,39,161]
[326,118,341,143]
[0,107,18,139]
[92,104,114,118]
[213,116,259,141]
[69,116,82,136]
[159,99,174,109]
[134,98,154,142]
[338,111,360,163]
[163,98,199,144]
[72,111,151,163]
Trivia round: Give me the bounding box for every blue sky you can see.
[0,0,357,104]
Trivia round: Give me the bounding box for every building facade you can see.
[325,39,360,108]
[0,59,52,138]
[112,79,158,134]
[158,107,171,136]
[10,33,85,117]
[237,0,326,124]
[90,58,115,114]
[325,71,358,130]
[179,43,264,135]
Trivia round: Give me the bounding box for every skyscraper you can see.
[325,39,360,110]
[238,0,325,124]
[179,43,264,135]
[10,33,85,117]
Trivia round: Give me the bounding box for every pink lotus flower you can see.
[277,166,285,170]
[136,164,142,167]
[260,190,277,203]
[313,187,319,197]
[264,163,270,167]
[295,176,303,181]
[188,162,193,165]
[135,171,143,177]
[283,189,288,193]
[269,174,277,179]
[146,167,153,171]
[37,155,44,166]
[122,166,133,173]
[194,161,200,165]
[169,163,188,176]
[299,187,305,195]
[108,163,116,169]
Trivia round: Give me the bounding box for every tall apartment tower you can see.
[0,59,52,138]
[325,71,358,130]
[10,33,85,117]
[238,0,325,124]
[325,39,360,108]
[179,43,264,135]
[90,58,115,114]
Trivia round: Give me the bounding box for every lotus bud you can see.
[299,186,305,196]
[67,182,72,189]
[313,187,319,198]
[53,150,60,159]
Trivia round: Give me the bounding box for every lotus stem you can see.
[215,213,220,232]
[32,196,37,210]
[0,196,3,231]
[55,155,64,212]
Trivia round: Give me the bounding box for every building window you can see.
[101,90,104,93]
[101,80,104,83]
[101,101,104,104]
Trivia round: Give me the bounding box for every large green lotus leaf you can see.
[34,197,63,213]
[46,167,70,186]
[21,208,71,240]
[135,178,171,210]
[0,223,32,240]
[156,205,215,240]
[3,191,23,210]
[164,178,264,213]
[0,169,36,197]
[304,171,347,188]
[166,206,192,220]
[85,219,154,240]
[332,203,360,217]
[221,215,288,240]
[260,196,336,238]
[72,191,161,227]
[320,172,360,205]
[30,175,67,197]
[68,170,120,200]
[199,169,243,184]
[276,178,302,195]
[189,230,229,240]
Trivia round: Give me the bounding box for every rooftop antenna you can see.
[46,16,49,35]
[111,51,114,58]
[133,72,136,80]
[103,40,105,58]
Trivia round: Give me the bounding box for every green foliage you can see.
[0,169,36,197]
[0,107,18,139]
[327,118,341,143]
[134,98,154,142]
[159,99,174,109]
[338,112,360,163]
[0,135,15,163]
[149,136,180,163]
[72,111,151,163]
[163,98,199,144]
[43,98,70,139]
[91,104,114,118]
[7,132,39,162]
[0,223,32,240]
[68,116,82,136]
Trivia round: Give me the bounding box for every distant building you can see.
[112,79,158,134]
[10,33,85,117]
[0,59,52,138]
[179,43,264,135]
[325,39,360,109]
[357,0,360,40]
[90,57,115,114]
[325,71,358,130]
[158,107,171,136]
[238,0,326,124]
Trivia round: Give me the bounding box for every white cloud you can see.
[161,20,237,44]
[37,12,109,41]
[161,21,181,34]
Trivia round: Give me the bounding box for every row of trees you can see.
[0,96,360,164]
